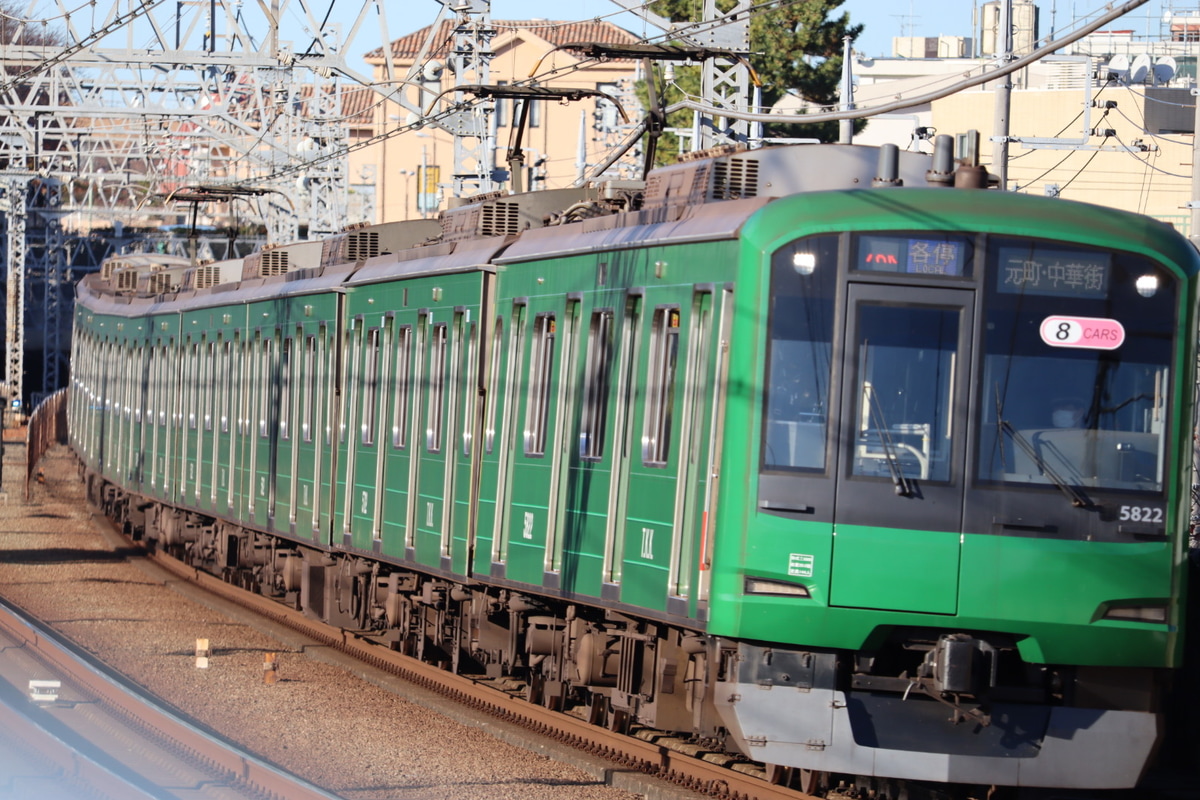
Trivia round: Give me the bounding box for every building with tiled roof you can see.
[349,19,644,223]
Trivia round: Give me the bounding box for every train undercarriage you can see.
[86,471,1177,797]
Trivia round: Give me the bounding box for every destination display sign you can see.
[996,245,1110,298]
[855,235,969,277]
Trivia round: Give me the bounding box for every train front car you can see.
[712,187,1198,788]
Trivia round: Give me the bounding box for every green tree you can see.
[639,0,863,164]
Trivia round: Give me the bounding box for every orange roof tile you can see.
[365,19,640,61]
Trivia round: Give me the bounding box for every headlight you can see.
[744,577,811,597]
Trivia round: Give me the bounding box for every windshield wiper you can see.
[864,384,913,497]
[999,419,1093,509]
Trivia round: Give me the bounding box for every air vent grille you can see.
[194,265,220,289]
[480,202,521,237]
[347,231,381,261]
[259,250,289,277]
[116,270,138,291]
[712,158,759,200]
[147,273,174,294]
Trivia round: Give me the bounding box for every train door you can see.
[343,318,386,550]
[829,285,974,614]
[379,320,415,554]
[249,330,276,529]
[601,293,641,595]
[613,290,718,614]
[196,338,215,512]
[413,312,461,568]
[292,331,318,537]
[666,288,726,615]
[273,332,296,529]
[313,323,336,543]
[181,338,201,505]
[227,331,245,518]
[215,337,233,515]
[504,304,566,585]
[448,316,479,574]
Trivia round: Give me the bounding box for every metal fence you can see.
[26,389,67,500]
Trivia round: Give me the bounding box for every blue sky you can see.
[482,0,1168,59]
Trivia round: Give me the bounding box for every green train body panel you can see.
[706,188,1199,669]
[335,271,485,572]
[487,242,737,613]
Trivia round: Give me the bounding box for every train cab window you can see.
[643,306,680,466]
[851,304,958,483]
[524,313,555,457]
[976,238,1177,494]
[762,235,838,472]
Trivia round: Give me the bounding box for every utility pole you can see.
[1190,82,1200,249]
[839,37,855,144]
[993,0,1014,190]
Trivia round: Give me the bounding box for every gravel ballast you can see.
[0,444,649,800]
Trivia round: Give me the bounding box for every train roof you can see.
[77,140,1198,321]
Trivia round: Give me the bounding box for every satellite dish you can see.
[1130,53,1152,83]
[1107,54,1130,82]
[1154,56,1177,84]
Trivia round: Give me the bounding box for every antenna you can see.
[1130,53,1152,83]
[1153,56,1177,84]
[1106,54,1130,82]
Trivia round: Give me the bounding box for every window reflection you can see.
[852,305,958,483]
[978,239,1175,493]
[763,235,838,471]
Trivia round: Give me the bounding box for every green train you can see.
[70,137,1199,792]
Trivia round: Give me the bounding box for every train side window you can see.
[461,320,478,457]
[320,326,332,447]
[362,327,381,445]
[280,336,293,440]
[302,335,316,442]
[159,344,169,427]
[377,318,393,452]
[524,313,556,457]
[187,342,199,430]
[485,318,503,455]
[135,345,144,424]
[203,341,214,431]
[642,306,680,467]
[259,336,273,438]
[427,323,448,452]
[220,340,232,433]
[580,309,615,461]
[392,326,411,449]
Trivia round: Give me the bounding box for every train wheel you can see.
[798,769,825,796]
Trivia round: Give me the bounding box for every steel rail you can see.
[0,596,339,800]
[143,544,818,800]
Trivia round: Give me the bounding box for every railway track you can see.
[0,593,339,800]
[127,527,818,800]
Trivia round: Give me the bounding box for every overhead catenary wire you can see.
[665,0,1152,126]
